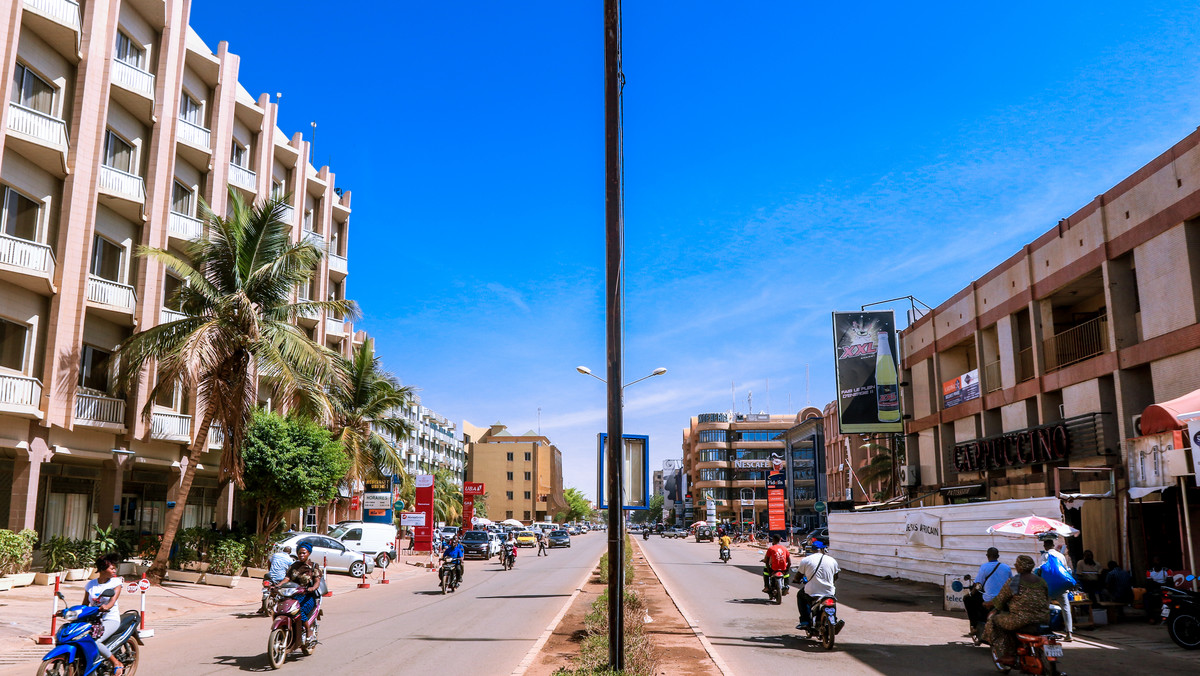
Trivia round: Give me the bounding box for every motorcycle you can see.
[502,547,516,571]
[266,582,321,669]
[801,595,842,651]
[1161,576,1200,650]
[719,546,731,563]
[642,529,650,541]
[39,589,142,676]
[986,621,1063,675]
[765,570,788,605]
[440,557,463,592]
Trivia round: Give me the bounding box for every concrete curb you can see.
[634,539,735,676]
[510,557,601,676]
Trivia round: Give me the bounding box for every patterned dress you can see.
[983,574,1051,659]
[286,560,323,622]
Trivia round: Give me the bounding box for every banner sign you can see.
[765,473,786,532]
[943,369,981,409]
[1127,431,1186,497]
[596,434,650,510]
[953,421,1070,472]
[462,482,484,531]
[414,474,435,553]
[832,311,903,433]
[904,512,942,547]
[400,512,426,527]
[733,459,771,469]
[362,493,391,510]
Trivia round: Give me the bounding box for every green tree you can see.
[330,337,415,485]
[557,487,595,523]
[241,410,350,544]
[629,493,663,525]
[858,441,897,500]
[113,190,355,581]
[472,492,489,520]
[433,469,464,525]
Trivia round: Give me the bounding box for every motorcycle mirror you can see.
[55,591,66,602]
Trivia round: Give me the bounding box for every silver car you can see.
[276,532,376,577]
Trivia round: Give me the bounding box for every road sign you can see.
[137,578,150,591]
[392,500,405,511]
[125,582,139,594]
[814,501,827,513]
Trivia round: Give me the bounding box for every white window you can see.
[79,344,111,393]
[299,275,314,301]
[171,180,193,216]
[2,186,40,242]
[104,130,134,173]
[0,317,29,372]
[230,141,247,168]
[179,92,202,125]
[11,63,55,115]
[163,274,184,312]
[303,210,314,232]
[114,32,145,69]
[272,180,285,200]
[90,235,124,283]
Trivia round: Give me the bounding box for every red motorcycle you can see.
[990,622,1064,675]
[265,582,322,669]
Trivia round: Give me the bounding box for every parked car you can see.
[460,530,493,560]
[326,521,397,569]
[662,528,687,539]
[548,530,571,548]
[274,533,375,577]
[439,526,460,541]
[516,531,537,547]
[802,527,830,551]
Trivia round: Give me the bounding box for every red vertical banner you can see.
[415,474,435,553]
[765,473,786,532]
[462,482,484,531]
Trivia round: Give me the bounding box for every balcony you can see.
[97,165,146,219]
[208,423,225,449]
[1017,347,1036,383]
[0,373,43,417]
[297,302,319,326]
[151,411,192,441]
[159,308,186,324]
[983,359,1002,393]
[0,233,55,278]
[74,391,124,426]
[328,252,347,277]
[21,0,80,60]
[111,58,154,100]
[278,204,295,224]
[1043,316,1109,373]
[87,275,136,313]
[176,117,210,150]
[228,162,256,192]
[168,211,203,242]
[325,314,345,336]
[303,230,323,246]
[6,103,69,174]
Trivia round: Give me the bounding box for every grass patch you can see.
[556,548,657,676]
[597,534,635,585]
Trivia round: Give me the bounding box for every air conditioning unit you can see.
[1132,414,1143,437]
[900,465,920,487]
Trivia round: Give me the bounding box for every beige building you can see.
[0,1,356,538]
[462,421,566,524]
[898,125,1200,573]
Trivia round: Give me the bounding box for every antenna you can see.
[537,407,541,436]
[748,390,753,414]
[766,378,770,415]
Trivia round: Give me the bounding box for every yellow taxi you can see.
[516,531,537,547]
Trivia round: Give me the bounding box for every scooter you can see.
[1161,575,1200,650]
[764,570,788,605]
[642,529,650,541]
[440,557,463,592]
[801,595,843,651]
[988,619,1064,675]
[719,546,731,563]
[39,589,142,676]
[266,582,322,669]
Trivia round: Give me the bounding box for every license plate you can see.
[1044,645,1063,658]
[1162,606,1172,618]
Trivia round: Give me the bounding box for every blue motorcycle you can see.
[38,589,142,676]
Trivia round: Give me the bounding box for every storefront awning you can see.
[1141,388,1200,435]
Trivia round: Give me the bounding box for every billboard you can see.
[596,434,650,510]
[462,482,484,531]
[765,473,786,532]
[943,369,981,408]
[833,311,903,434]
[413,474,435,553]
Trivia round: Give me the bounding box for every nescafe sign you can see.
[953,422,1070,472]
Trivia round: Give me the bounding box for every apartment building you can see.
[462,421,566,524]
[0,1,355,539]
[383,395,466,485]
[898,126,1200,572]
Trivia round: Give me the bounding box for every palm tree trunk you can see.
[146,411,214,583]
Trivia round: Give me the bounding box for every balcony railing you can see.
[24,0,81,30]
[1044,316,1109,373]
[303,230,323,246]
[983,359,1002,393]
[1017,347,1035,382]
[176,117,210,150]
[325,314,344,335]
[7,102,69,150]
[151,411,192,440]
[160,308,186,324]
[98,165,146,203]
[297,303,319,321]
[74,391,124,424]
[278,204,295,224]
[0,373,42,409]
[328,252,347,276]
[87,275,136,311]
[168,211,203,240]
[111,58,155,100]
[228,162,256,192]
[208,423,225,449]
[0,233,54,275]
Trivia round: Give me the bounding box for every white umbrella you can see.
[986,515,1079,539]
[501,518,525,528]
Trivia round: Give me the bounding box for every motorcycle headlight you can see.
[62,609,80,621]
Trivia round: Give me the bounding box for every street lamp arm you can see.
[622,367,667,389]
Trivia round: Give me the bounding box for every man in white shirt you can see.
[793,541,841,630]
[1041,537,1073,640]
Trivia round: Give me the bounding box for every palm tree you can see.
[114,189,356,581]
[432,469,464,525]
[330,337,416,485]
[857,441,896,500]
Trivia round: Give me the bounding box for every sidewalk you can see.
[0,556,428,667]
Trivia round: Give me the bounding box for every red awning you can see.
[1141,388,1200,435]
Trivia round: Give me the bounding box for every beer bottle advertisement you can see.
[831,311,904,434]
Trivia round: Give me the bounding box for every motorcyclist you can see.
[267,545,294,584]
[793,540,841,632]
[441,536,465,587]
[284,543,324,640]
[82,556,127,676]
[718,532,733,560]
[503,534,519,567]
[761,534,791,595]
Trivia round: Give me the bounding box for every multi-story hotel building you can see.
[899,126,1200,572]
[0,2,355,538]
[384,395,466,485]
[462,421,566,524]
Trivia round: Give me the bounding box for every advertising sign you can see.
[360,477,393,525]
[349,495,360,510]
[832,311,903,434]
[904,512,942,547]
[765,473,786,532]
[1185,415,1200,488]
[733,459,771,469]
[414,474,435,553]
[362,493,391,510]
[462,482,484,531]
[943,369,981,409]
[400,512,426,527]
[596,434,650,510]
[1127,431,1186,498]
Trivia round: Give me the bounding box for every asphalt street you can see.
[638,535,1200,676]
[1,534,604,676]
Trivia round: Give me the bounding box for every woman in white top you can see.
[82,557,126,675]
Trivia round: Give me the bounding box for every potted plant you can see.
[204,538,246,588]
[38,537,75,584]
[0,529,38,587]
[67,539,96,580]
[167,530,204,583]
[242,535,269,579]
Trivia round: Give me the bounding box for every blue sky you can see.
[191,2,1200,500]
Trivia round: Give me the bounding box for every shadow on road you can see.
[407,636,532,642]
[728,597,777,606]
[476,594,571,599]
[210,653,281,672]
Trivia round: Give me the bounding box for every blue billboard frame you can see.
[596,433,650,510]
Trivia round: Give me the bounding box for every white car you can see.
[487,532,504,557]
[275,532,375,577]
[327,521,397,568]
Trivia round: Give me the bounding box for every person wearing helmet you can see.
[793,540,841,630]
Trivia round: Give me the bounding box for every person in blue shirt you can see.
[441,537,465,587]
[965,547,1011,641]
[267,545,294,583]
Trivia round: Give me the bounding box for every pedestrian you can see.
[1040,537,1073,640]
[1101,560,1133,604]
[1074,550,1103,599]
[965,547,1011,640]
[537,531,548,557]
[1145,556,1173,624]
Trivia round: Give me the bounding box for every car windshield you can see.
[518,531,534,537]
[328,525,350,539]
[551,531,567,536]
[462,532,489,542]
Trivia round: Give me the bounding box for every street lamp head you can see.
[576,366,592,375]
[651,367,667,376]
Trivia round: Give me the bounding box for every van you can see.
[328,522,397,568]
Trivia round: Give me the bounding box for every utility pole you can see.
[604,0,625,669]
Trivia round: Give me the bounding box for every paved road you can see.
[639,535,1200,675]
[1,534,604,676]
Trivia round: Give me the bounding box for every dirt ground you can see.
[526,540,721,676]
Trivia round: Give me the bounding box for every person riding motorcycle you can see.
[284,543,324,640]
[761,534,791,594]
[267,545,295,584]
[83,556,127,675]
[503,534,519,567]
[718,532,733,560]
[793,540,841,631]
[441,537,465,586]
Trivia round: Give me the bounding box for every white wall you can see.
[827,496,1062,585]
